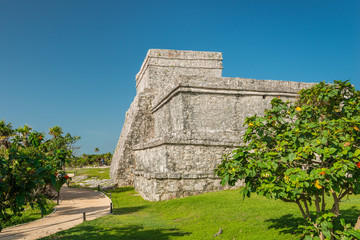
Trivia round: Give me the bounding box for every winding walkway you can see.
[0,186,111,240]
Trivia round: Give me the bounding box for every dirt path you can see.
[0,187,111,240]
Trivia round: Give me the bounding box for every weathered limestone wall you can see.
[111,49,313,201]
[111,49,223,186]
[133,175,239,202]
[135,49,223,94]
[109,90,155,185]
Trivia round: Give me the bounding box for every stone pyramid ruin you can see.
[110,49,313,201]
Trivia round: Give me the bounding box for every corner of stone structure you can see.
[134,49,223,93]
[111,49,226,189]
[111,48,316,201]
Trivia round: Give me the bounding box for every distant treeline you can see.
[69,152,112,167]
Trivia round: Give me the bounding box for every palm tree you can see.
[17,124,32,137]
[0,120,15,150]
[17,124,32,147]
[49,126,63,138]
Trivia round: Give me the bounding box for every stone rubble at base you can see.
[110,49,314,201]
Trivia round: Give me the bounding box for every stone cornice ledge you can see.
[152,75,314,113]
[133,136,240,151]
[134,170,219,180]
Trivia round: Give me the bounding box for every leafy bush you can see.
[0,121,80,231]
[215,80,360,239]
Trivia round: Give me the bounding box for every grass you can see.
[66,167,110,180]
[2,200,56,229]
[41,187,360,240]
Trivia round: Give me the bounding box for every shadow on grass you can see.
[43,224,191,240]
[108,187,134,193]
[265,207,360,236]
[113,206,147,215]
[265,214,305,235]
[334,206,360,226]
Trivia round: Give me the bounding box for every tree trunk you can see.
[331,191,340,216]
[296,200,307,220]
[315,194,321,213]
[303,198,311,219]
[321,189,326,211]
[57,192,60,205]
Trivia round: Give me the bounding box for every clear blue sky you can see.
[1,0,359,154]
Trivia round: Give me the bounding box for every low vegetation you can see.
[41,187,360,240]
[2,200,55,229]
[66,167,110,180]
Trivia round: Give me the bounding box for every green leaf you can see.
[50,174,57,187]
[340,218,345,226]
[321,221,329,230]
[323,229,331,238]
[285,169,292,175]
[245,128,252,135]
[354,149,360,157]
[258,162,267,168]
[242,189,249,200]
[348,229,360,239]
[223,175,229,183]
[272,162,278,170]
[304,235,313,240]
[290,175,298,182]
[288,153,296,162]
[329,148,337,154]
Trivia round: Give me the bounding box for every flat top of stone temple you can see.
[147,49,223,60]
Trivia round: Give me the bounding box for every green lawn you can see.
[66,167,110,180]
[2,200,56,229]
[41,187,360,240]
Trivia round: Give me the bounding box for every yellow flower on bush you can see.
[354,126,359,131]
[262,173,270,178]
[315,180,322,189]
[248,123,254,126]
[284,175,290,183]
[295,107,302,111]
